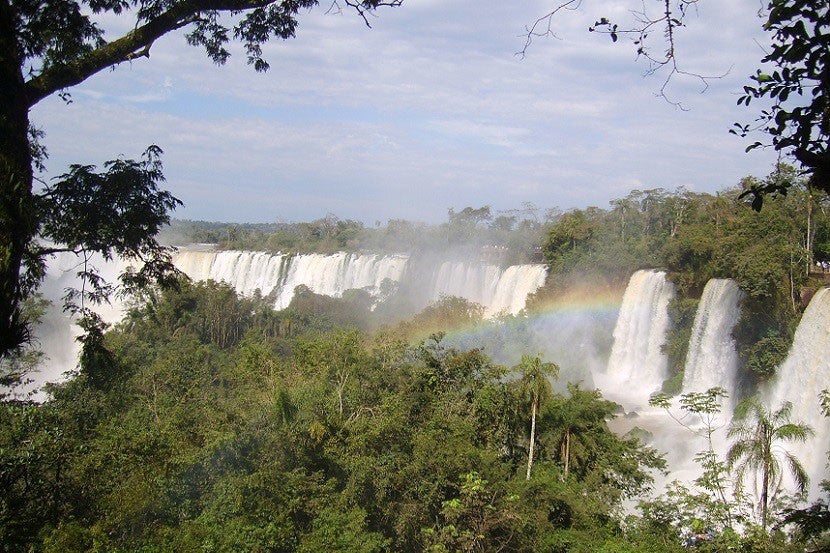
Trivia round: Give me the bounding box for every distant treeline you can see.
[160,205,551,265]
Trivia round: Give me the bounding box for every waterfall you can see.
[26,249,548,394]
[173,250,546,316]
[427,261,547,316]
[682,279,743,405]
[272,252,409,310]
[602,270,675,407]
[172,250,409,310]
[25,251,128,398]
[763,288,830,497]
[488,264,549,316]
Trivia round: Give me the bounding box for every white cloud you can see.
[31,0,779,223]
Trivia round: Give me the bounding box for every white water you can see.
[173,250,547,316]
[427,261,548,317]
[172,250,409,310]
[682,279,743,407]
[27,249,548,394]
[274,253,409,310]
[26,257,830,500]
[601,270,675,408]
[762,288,830,497]
[24,251,128,398]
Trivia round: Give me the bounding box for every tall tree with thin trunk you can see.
[727,398,814,531]
[517,354,558,480]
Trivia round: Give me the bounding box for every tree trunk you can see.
[0,1,36,356]
[761,457,769,532]
[806,188,814,276]
[563,428,571,479]
[526,393,537,480]
[761,423,771,532]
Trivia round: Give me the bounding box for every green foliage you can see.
[732,1,830,202]
[537,181,824,312]
[0,295,47,399]
[743,332,792,379]
[297,505,388,553]
[733,295,797,384]
[422,471,521,553]
[39,146,179,269]
[648,388,745,533]
[393,296,485,342]
[543,383,665,496]
[6,147,181,359]
[285,285,374,332]
[0,282,673,552]
[662,297,699,390]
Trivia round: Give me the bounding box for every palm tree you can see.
[548,383,616,480]
[518,355,559,480]
[727,398,814,531]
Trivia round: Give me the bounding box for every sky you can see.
[30,0,779,224]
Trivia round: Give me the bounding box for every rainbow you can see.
[409,282,626,377]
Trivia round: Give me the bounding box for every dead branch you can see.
[520,0,728,109]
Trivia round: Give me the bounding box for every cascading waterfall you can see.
[682,278,743,405]
[29,255,830,499]
[25,251,128,398]
[172,250,409,310]
[272,252,409,310]
[763,288,830,497]
[602,270,675,407]
[211,251,288,297]
[427,261,548,316]
[487,264,549,316]
[173,249,547,316]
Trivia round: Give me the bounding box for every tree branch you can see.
[329,0,403,28]
[521,0,727,109]
[517,0,582,59]
[23,0,275,107]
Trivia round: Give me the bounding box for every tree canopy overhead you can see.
[0,0,402,359]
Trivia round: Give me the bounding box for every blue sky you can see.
[31,0,778,224]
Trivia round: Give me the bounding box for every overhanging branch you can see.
[23,0,280,108]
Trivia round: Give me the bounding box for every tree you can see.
[733,1,830,202]
[727,398,814,531]
[549,382,624,481]
[0,0,402,360]
[649,388,740,531]
[421,471,520,553]
[516,354,559,480]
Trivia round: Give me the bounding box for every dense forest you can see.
[2,167,829,552]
